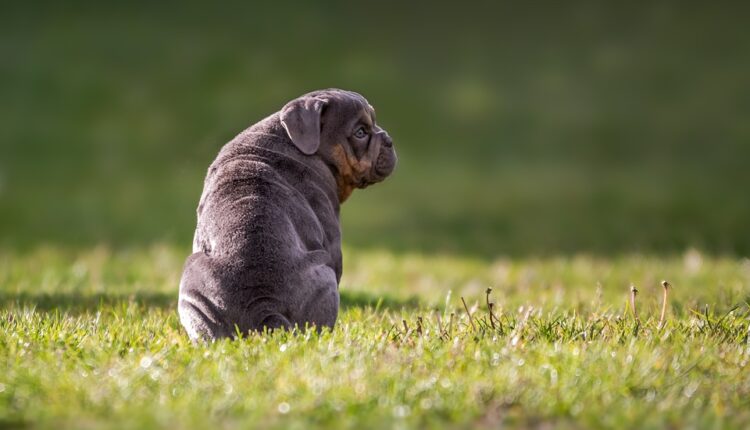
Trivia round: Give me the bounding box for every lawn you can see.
[2,2,750,429]
[2,246,749,429]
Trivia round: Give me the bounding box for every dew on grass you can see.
[393,405,410,418]
[683,382,699,398]
[420,398,433,410]
[140,356,153,368]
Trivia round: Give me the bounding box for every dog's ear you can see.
[280,96,328,155]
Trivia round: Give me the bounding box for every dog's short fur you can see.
[178,89,397,340]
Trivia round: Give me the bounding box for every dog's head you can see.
[280,89,397,202]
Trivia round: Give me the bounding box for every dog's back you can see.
[179,115,342,340]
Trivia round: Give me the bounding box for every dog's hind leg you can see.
[258,313,293,332]
[178,252,232,341]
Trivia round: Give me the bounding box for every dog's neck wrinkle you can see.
[337,180,355,203]
[330,144,374,203]
[332,160,356,203]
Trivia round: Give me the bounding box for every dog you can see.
[178,89,397,340]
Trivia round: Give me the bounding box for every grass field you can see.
[2,2,750,429]
[2,246,749,429]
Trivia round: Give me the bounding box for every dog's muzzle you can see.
[373,133,396,179]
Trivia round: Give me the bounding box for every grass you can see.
[2,3,750,428]
[2,246,749,429]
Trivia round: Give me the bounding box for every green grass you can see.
[2,246,749,429]
[2,3,750,428]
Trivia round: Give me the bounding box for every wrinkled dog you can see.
[178,89,397,340]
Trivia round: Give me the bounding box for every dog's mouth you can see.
[351,137,396,189]
[356,159,392,189]
[373,148,397,179]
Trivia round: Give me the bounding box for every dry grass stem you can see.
[630,284,639,321]
[659,280,671,328]
[461,297,476,331]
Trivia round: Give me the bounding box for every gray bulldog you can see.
[178,89,397,340]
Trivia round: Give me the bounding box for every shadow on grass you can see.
[0,291,176,314]
[0,290,421,314]
[340,290,421,310]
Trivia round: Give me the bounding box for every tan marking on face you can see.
[331,144,374,202]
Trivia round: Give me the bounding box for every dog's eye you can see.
[353,127,368,139]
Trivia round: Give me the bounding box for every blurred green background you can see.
[1,2,749,257]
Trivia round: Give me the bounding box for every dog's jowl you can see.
[178,89,397,340]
